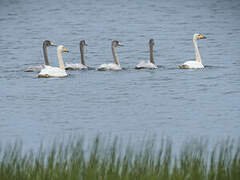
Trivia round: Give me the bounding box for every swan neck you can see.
[112,46,120,65]
[193,39,202,63]
[43,44,50,65]
[57,50,65,70]
[149,44,155,64]
[80,44,86,65]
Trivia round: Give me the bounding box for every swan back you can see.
[97,63,122,71]
[38,66,67,77]
[179,61,204,69]
[136,61,157,69]
[24,65,44,72]
[65,63,88,70]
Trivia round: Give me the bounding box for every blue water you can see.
[0,0,240,148]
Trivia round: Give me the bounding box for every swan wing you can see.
[24,65,44,72]
[97,63,122,71]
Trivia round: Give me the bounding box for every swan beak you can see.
[64,48,69,53]
[51,43,57,46]
[200,35,206,39]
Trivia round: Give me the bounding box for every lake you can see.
[0,0,240,149]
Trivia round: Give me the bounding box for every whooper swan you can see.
[136,39,158,69]
[25,40,56,72]
[38,45,69,78]
[97,40,123,71]
[65,40,88,70]
[179,34,207,69]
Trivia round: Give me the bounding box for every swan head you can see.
[43,40,56,47]
[112,40,123,47]
[149,39,154,46]
[80,40,88,46]
[57,45,69,53]
[193,34,207,40]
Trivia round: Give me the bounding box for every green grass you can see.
[0,137,239,180]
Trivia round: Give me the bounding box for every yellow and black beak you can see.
[63,48,69,53]
[200,35,207,39]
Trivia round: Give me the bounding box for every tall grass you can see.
[0,137,239,180]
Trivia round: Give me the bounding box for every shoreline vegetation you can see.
[0,137,239,180]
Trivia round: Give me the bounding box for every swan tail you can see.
[24,67,40,72]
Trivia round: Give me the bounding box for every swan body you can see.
[65,40,88,70]
[25,40,56,72]
[24,65,45,72]
[38,66,67,78]
[136,39,158,69]
[97,63,122,71]
[65,63,88,70]
[97,40,123,71]
[179,34,207,69]
[179,61,204,69]
[38,45,69,78]
[136,60,157,69]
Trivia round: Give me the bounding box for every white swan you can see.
[179,34,207,69]
[97,40,123,71]
[65,40,88,70]
[38,45,69,78]
[24,40,56,72]
[136,39,158,69]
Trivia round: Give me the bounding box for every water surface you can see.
[0,0,240,148]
